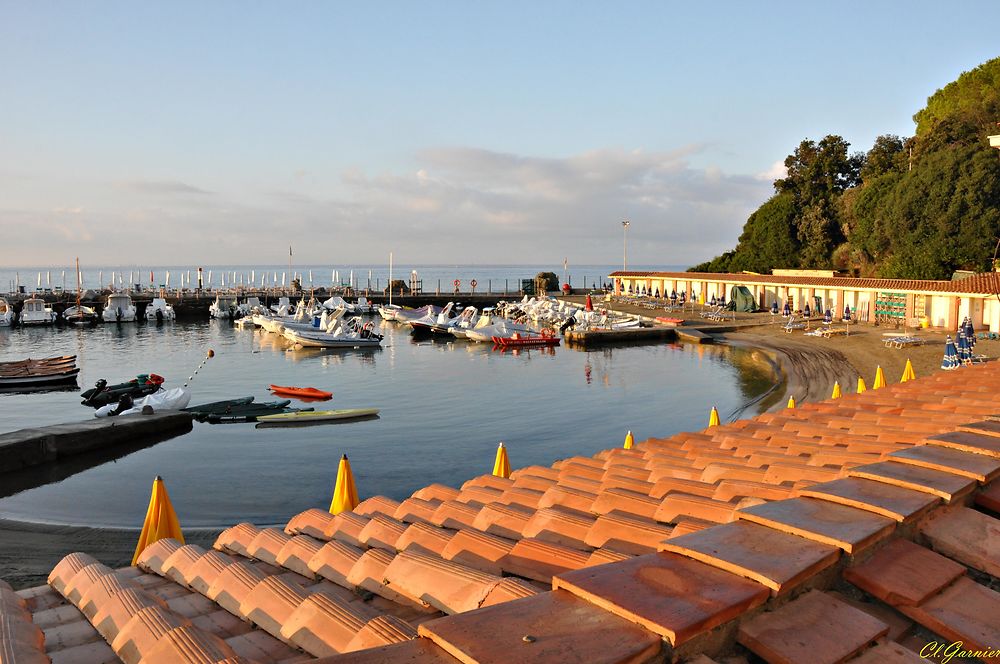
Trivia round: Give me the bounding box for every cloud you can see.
[4,145,774,266]
[114,179,214,195]
[756,160,787,182]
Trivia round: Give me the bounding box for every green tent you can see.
[727,285,757,312]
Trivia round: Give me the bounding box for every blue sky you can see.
[2,1,998,266]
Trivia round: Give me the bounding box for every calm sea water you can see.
[1,263,685,294]
[0,318,776,528]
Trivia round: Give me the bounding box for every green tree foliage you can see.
[691,56,1000,278]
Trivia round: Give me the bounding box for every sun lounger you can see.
[783,316,806,333]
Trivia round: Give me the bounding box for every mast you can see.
[75,257,82,310]
[389,252,393,307]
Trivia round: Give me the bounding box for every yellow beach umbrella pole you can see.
[329,454,359,515]
[708,407,720,427]
[492,442,511,478]
[623,431,635,449]
[831,382,842,399]
[873,365,886,389]
[132,476,184,565]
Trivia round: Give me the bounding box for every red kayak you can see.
[269,385,333,400]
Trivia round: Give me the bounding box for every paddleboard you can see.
[256,408,379,422]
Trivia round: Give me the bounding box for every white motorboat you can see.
[394,304,440,324]
[451,308,494,339]
[270,297,291,316]
[62,304,99,326]
[465,318,533,343]
[410,302,454,335]
[322,296,357,314]
[145,297,176,321]
[102,293,137,323]
[209,294,238,319]
[0,298,14,326]
[430,306,477,335]
[378,304,402,321]
[355,297,375,314]
[21,297,57,326]
[282,317,383,348]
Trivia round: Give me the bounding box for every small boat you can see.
[200,400,311,423]
[429,306,477,335]
[355,297,375,314]
[145,297,177,321]
[410,302,454,335]
[183,396,255,414]
[269,385,333,400]
[0,298,13,326]
[0,355,79,388]
[209,294,239,319]
[256,408,379,423]
[81,373,165,407]
[394,304,441,324]
[102,293,137,323]
[95,387,192,417]
[20,297,57,326]
[492,330,560,347]
[377,304,402,321]
[62,304,99,326]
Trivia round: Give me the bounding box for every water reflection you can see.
[0,319,778,527]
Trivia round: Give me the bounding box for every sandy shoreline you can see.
[3,312,997,590]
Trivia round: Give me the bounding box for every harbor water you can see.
[0,317,777,528]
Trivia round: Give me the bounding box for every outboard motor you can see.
[110,394,134,416]
[559,316,577,334]
[84,379,109,406]
[156,308,164,323]
[116,307,123,322]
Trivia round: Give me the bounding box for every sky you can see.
[2,1,999,268]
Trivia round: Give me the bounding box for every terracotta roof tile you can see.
[111,605,193,664]
[353,496,402,518]
[555,552,768,645]
[61,563,116,607]
[383,550,502,614]
[737,497,895,554]
[798,477,939,523]
[411,483,462,503]
[440,530,515,576]
[521,507,597,550]
[926,430,1000,459]
[897,577,1000,655]
[848,461,976,503]
[584,512,673,555]
[279,592,377,657]
[344,614,418,653]
[186,551,237,597]
[849,641,925,664]
[976,478,1000,513]
[888,445,1000,483]
[205,562,268,616]
[47,553,98,595]
[591,487,661,520]
[396,522,456,557]
[497,487,545,510]
[325,511,370,547]
[500,539,590,583]
[357,514,408,552]
[77,572,137,620]
[461,474,514,493]
[660,520,840,595]
[284,508,335,540]
[274,535,325,580]
[213,523,261,557]
[471,503,533,540]
[843,539,965,607]
[307,540,364,590]
[918,506,1000,578]
[312,637,456,663]
[394,497,443,525]
[737,590,888,664]
[246,529,294,567]
[418,589,662,664]
[131,624,247,664]
[655,493,737,525]
[428,500,481,531]
[239,575,311,641]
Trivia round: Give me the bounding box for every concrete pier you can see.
[0,411,193,474]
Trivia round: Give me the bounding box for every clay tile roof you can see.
[608,269,1000,295]
[7,362,1000,663]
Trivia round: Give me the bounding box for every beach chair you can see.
[782,316,806,333]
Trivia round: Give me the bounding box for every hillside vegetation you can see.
[692,57,1000,279]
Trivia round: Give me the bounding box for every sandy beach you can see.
[2,307,996,591]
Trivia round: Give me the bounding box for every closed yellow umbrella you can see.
[831,382,842,399]
[787,395,796,409]
[131,476,184,565]
[623,431,634,449]
[329,454,359,515]
[857,377,867,393]
[708,407,720,427]
[900,359,916,382]
[492,442,511,478]
[873,366,886,389]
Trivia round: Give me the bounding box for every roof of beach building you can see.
[5,364,1000,663]
[609,269,1000,296]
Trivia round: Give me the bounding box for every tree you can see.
[861,134,907,182]
[775,135,863,204]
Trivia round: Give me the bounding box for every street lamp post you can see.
[622,220,630,271]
